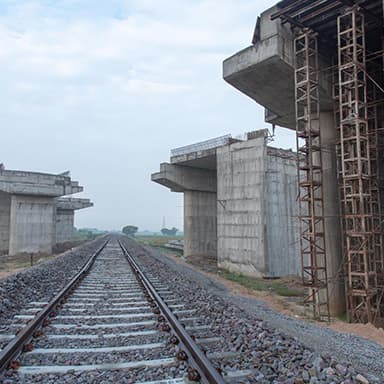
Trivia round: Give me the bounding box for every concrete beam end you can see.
[151,163,216,193]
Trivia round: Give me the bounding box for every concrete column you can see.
[264,149,300,276]
[320,112,345,316]
[55,210,75,243]
[0,192,11,254]
[217,134,266,277]
[184,191,217,258]
[54,198,93,244]
[9,195,55,255]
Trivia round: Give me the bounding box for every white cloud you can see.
[109,75,191,94]
[0,0,293,231]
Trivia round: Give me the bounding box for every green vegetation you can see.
[160,227,178,236]
[218,270,303,297]
[74,227,107,240]
[122,225,138,237]
[0,253,56,275]
[136,235,179,246]
[136,235,183,257]
[337,312,349,323]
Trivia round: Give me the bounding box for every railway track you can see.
[0,237,244,383]
[1,236,380,383]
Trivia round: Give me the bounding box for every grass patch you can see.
[0,253,56,274]
[218,270,303,297]
[336,312,349,323]
[136,236,180,247]
[135,236,184,257]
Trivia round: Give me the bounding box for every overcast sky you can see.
[0,0,295,232]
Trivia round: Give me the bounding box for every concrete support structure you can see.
[0,168,92,256]
[217,131,299,277]
[55,198,93,244]
[0,192,11,255]
[152,163,217,259]
[184,191,217,258]
[152,130,300,278]
[9,195,56,255]
[221,1,384,317]
[320,112,344,315]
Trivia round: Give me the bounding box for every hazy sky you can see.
[0,0,295,232]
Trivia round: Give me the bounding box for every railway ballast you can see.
[0,236,382,383]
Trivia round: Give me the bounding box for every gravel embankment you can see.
[1,239,187,384]
[0,237,106,331]
[123,238,384,384]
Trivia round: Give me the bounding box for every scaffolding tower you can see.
[294,30,330,320]
[337,7,382,323]
[367,72,384,320]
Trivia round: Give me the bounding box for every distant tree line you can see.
[161,227,178,236]
[122,225,138,236]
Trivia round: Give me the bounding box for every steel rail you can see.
[0,238,110,371]
[118,240,225,384]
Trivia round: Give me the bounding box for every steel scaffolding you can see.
[337,7,382,323]
[294,31,330,320]
[367,58,384,320]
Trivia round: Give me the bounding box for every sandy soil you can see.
[164,252,384,347]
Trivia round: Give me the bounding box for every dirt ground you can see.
[0,254,55,279]
[0,241,88,280]
[164,252,384,347]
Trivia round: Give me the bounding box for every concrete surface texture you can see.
[55,198,93,244]
[222,5,332,130]
[0,169,82,196]
[152,163,216,193]
[0,168,93,256]
[184,191,217,258]
[55,209,75,245]
[217,130,299,277]
[264,147,299,276]
[0,192,11,254]
[9,195,55,255]
[222,3,343,314]
[217,133,266,276]
[151,129,300,278]
[223,6,295,129]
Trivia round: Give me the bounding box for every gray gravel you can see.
[1,235,382,383]
[0,237,107,332]
[122,237,384,383]
[0,239,187,383]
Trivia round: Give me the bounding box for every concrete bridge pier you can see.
[9,195,56,255]
[152,163,217,259]
[184,190,217,258]
[0,168,86,256]
[55,198,94,244]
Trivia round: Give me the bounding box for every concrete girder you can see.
[0,168,90,256]
[56,197,93,211]
[0,170,83,197]
[223,6,333,129]
[151,163,216,193]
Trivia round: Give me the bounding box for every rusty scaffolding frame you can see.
[295,30,330,320]
[337,7,382,323]
[367,74,384,320]
[273,0,384,324]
